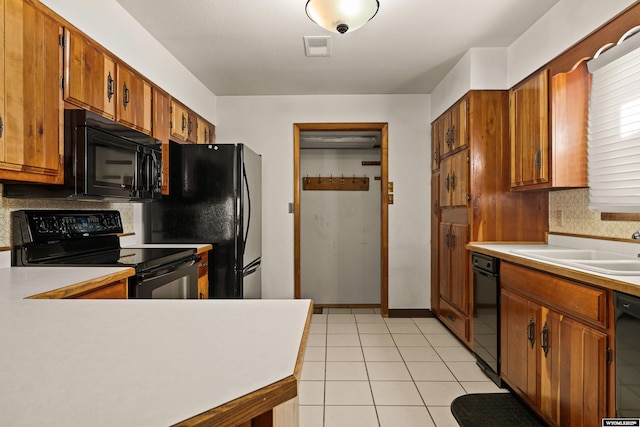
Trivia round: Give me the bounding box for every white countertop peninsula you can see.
[0,265,312,427]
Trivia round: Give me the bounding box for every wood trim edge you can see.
[294,301,314,380]
[172,375,298,427]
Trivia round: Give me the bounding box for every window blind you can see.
[587,30,640,212]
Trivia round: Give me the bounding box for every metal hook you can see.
[329,174,333,184]
[341,174,345,185]
[318,174,322,184]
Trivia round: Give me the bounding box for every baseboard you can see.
[388,309,435,318]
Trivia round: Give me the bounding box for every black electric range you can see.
[11,210,200,298]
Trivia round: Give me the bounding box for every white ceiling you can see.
[113,0,559,96]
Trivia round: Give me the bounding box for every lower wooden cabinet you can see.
[501,262,610,426]
[198,251,209,299]
[72,278,127,299]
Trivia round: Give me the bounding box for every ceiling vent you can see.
[303,36,332,57]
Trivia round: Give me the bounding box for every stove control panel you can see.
[13,210,124,242]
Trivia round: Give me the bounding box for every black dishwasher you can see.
[615,291,640,417]
[472,252,501,387]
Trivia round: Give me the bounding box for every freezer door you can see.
[240,144,262,298]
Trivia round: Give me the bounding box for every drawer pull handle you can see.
[527,317,535,348]
[541,322,549,357]
[107,72,114,102]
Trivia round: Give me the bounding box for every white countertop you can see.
[0,266,311,426]
[468,234,640,295]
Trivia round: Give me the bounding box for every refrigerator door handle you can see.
[242,165,251,255]
[243,257,261,276]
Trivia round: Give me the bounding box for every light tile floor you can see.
[299,308,508,427]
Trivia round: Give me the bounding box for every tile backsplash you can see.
[0,184,134,248]
[549,188,640,239]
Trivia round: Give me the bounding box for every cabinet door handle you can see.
[444,232,450,247]
[527,317,535,348]
[446,130,451,148]
[107,72,114,103]
[433,201,438,214]
[188,117,193,135]
[535,148,542,171]
[541,322,549,357]
[122,81,130,109]
[433,147,438,163]
[451,125,455,144]
[181,113,187,132]
[451,171,456,191]
[445,174,450,192]
[0,114,3,138]
[450,232,456,249]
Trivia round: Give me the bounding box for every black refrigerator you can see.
[143,142,262,298]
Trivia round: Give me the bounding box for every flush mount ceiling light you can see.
[305,0,379,34]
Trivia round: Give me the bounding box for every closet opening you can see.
[293,123,389,316]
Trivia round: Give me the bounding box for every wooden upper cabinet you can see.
[186,110,197,143]
[431,119,440,171]
[196,116,210,144]
[450,96,468,152]
[438,95,469,159]
[439,150,469,208]
[170,99,189,141]
[0,0,64,184]
[152,87,170,195]
[116,63,152,135]
[62,27,115,120]
[550,61,589,189]
[510,65,589,191]
[510,69,550,188]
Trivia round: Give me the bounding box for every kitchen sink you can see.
[570,260,640,275]
[510,249,634,261]
[511,248,640,275]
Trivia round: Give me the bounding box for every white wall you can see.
[430,0,636,121]
[508,0,637,87]
[40,0,217,123]
[300,149,381,305]
[430,48,508,120]
[216,95,431,308]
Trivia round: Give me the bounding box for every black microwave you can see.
[3,110,162,201]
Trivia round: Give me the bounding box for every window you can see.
[587,29,640,213]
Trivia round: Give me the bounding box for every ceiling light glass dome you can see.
[306,0,380,34]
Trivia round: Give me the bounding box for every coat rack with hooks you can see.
[302,175,369,191]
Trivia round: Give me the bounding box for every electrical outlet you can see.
[553,210,563,227]
[387,182,394,193]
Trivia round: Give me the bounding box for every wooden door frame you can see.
[293,122,389,317]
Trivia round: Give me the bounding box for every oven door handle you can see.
[137,255,200,281]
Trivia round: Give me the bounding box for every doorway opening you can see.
[294,123,389,317]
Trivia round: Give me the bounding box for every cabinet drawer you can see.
[438,298,469,342]
[502,262,607,328]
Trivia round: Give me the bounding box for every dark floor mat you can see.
[451,393,547,426]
